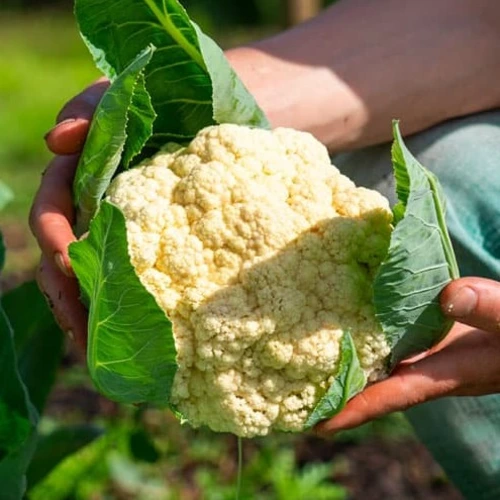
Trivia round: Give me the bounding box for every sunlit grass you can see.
[0,10,99,273]
[0,11,99,213]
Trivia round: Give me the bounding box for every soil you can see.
[297,437,462,500]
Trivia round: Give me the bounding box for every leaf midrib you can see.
[142,0,205,69]
[88,208,115,382]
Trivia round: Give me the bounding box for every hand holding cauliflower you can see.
[106,124,393,436]
[35,0,458,443]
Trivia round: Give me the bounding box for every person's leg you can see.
[335,110,500,499]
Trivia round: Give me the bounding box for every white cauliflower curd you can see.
[106,124,393,437]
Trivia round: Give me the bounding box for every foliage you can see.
[0,228,100,498]
[305,332,366,429]
[70,202,178,405]
[0,11,272,277]
[72,0,268,231]
[0,3,459,498]
[0,189,101,499]
[67,0,458,436]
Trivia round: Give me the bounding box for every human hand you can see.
[315,277,500,436]
[30,78,109,351]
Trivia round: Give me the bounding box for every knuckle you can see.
[56,79,109,122]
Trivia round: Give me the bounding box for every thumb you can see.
[441,277,500,333]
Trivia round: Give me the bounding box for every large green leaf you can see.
[73,46,155,235]
[0,240,38,500]
[304,331,366,429]
[0,309,38,500]
[73,0,269,232]
[75,0,268,142]
[3,281,64,414]
[69,202,177,406]
[374,121,459,365]
[193,24,270,135]
[0,430,38,500]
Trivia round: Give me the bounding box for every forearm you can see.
[227,0,500,151]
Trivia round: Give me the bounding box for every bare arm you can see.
[227,0,500,151]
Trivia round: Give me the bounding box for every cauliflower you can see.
[105,124,393,437]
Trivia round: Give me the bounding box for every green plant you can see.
[0,191,103,499]
[67,0,458,438]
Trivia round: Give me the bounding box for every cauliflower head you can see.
[106,124,393,437]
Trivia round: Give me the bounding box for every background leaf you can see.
[374,122,459,365]
[0,232,4,271]
[129,427,160,463]
[69,202,177,406]
[3,281,64,414]
[28,432,110,500]
[0,181,13,212]
[0,237,38,500]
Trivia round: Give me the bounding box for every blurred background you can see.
[0,1,462,498]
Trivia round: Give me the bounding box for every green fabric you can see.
[335,111,500,499]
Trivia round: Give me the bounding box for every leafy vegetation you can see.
[68,0,457,435]
[0,5,461,499]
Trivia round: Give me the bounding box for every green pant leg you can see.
[334,111,500,499]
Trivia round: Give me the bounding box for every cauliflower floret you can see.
[106,124,393,437]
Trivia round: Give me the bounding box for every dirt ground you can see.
[297,437,462,499]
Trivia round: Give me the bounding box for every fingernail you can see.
[44,118,76,140]
[444,286,478,317]
[66,330,75,341]
[54,252,73,278]
[57,117,77,126]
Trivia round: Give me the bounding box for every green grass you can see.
[0,11,99,272]
[0,11,99,215]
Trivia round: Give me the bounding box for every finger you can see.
[316,318,500,436]
[37,256,88,353]
[315,321,500,436]
[30,155,78,275]
[441,277,500,333]
[44,119,91,156]
[314,356,461,435]
[45,78,109,155]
